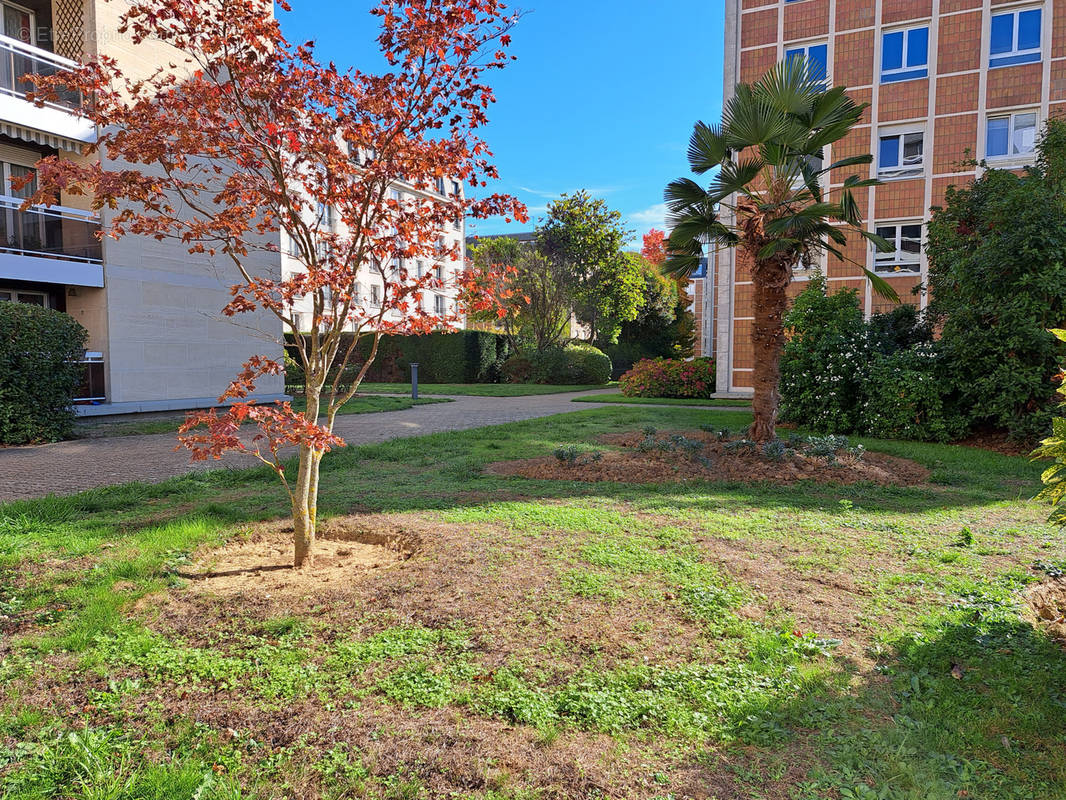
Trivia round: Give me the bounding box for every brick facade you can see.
[714,0,1061,394]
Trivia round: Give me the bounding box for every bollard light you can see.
[410,362,419,399]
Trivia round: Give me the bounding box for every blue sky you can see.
[278,1,726,247]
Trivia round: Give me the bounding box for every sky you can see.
[277,0,726,248]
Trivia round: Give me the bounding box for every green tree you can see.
[926,118,1066,441]
[662,60,896,441]
[536,191,644,345]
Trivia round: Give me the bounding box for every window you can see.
[453,215,462,232]
[878,131,924,178]
[990,8,1041,68]
[451,180,460,197]
[874,223,922,274]
[390,257,400,274]
[435,177,446,194]
[389,189,401,203]
[434,294,445,315]
[0,288,46,305]
[1,2,35,45]
[784,42,828,82]
[986,111,1038,158]
[881,26,928,83]
[416,260,424,278]
[318,203,335,230]
[434,264,443,282]
[370,285,381,307]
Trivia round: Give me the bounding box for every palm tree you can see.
[663,59,898,442]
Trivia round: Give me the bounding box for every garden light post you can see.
[411,363,419,399]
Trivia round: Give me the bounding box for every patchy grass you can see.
[2,405,1065,799]
[353,382,612,396]
[73,396,452,439]
[572,392,752,407]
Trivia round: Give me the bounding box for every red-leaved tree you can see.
[25,0,526,567]
[641,228,667,267]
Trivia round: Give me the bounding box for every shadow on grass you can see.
[726,614,1066,798]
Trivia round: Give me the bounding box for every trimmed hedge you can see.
[501,342,612,385]
[0,301,88,444]
[284,330,512,392]
[619,357,715,398]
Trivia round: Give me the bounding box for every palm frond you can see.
[687,121,729,174]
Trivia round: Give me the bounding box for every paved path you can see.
[0,390,618,502]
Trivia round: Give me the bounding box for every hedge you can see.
[501,342,612,385]
[0,301,88,444]
[284,330,512,392]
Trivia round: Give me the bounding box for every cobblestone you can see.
[0,390,616,502]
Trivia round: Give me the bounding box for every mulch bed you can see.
[486,429,930,487]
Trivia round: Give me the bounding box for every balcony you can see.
[0,33,94,148]
[0,195,103,287]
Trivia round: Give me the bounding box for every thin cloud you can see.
[629,202,667,227]
[517,185,622,200]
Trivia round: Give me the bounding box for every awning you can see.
[0,120,86,152]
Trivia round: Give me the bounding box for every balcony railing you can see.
[0,195,101,263]
[0,33,80,111]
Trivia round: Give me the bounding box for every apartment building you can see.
[0,0,284,414]
[713,0,1062,394]
[283,176,468,334]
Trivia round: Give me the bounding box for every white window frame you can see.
[872,222,923,275]
[988,6,1042,69]
[0,1,36,45]
[370,284,381,307]
[0,287,48,306]
[783,39,830,82]
[433,294,445,315]
[877,127,926,179]
[984,109,1039,162]
[880,25,929,84]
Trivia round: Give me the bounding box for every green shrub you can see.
[0,301,88,444]
[1033,330,1066,525]
[861,346,968,443]
[503,343,612,385]
[618,357,715,398]
[779,276,870,434]
[780,275,961,442]
[926,118,1066,442]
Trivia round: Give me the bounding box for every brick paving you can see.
[0,390,618,502]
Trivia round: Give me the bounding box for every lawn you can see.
[73,396,451,439]
[2,405,1065,799]
[572,392,752,407]
[352,382,612,396]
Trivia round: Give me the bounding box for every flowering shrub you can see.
[619,357,715,398]
[781,273,965,442]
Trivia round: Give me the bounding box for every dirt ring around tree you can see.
[485,429,930,487]
[180,515,423,597]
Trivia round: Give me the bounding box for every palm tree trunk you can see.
[749,277,787,442]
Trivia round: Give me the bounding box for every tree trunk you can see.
[749,276,788,442]
[292,388,323,569]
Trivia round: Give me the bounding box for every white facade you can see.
[281,177,467,333]
[0,0,285,415]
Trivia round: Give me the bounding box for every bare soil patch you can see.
[1025,576,1066,640]
[180,515,421,596]
[486,429,929,487]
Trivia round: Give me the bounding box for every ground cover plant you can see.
[2,405,1066,798]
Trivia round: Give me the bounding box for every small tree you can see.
[536,191,644,345]
[663,60,897,441]
[26,0,524,567]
